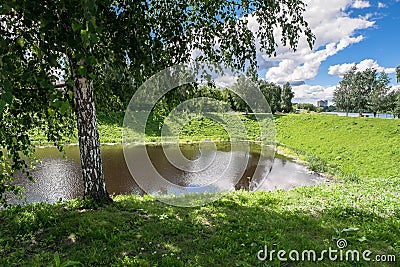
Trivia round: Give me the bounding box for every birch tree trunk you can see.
[74,75,112,203]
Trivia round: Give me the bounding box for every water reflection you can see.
[7,143,324,205]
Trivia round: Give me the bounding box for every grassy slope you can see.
[2,113,399,266]
[30,112,125,145]
[276,114,400,179]
[31,112,266,144]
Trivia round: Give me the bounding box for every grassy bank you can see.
[30,112,126,145]
[276,114,400,179]
[2,113,399,266]
[31,112,269,144]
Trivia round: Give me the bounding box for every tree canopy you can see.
[281,82,294,113]
[333,66,391,116]
[0,0,314,205]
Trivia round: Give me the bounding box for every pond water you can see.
[7,143,324,205]
[326,112,396,119]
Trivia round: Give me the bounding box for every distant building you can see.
[317,100,328,107]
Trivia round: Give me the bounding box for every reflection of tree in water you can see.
[11,143,278,205]
[234,152,274,191]
[125,142,276,196]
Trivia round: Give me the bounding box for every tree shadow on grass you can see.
[0,192,399,266]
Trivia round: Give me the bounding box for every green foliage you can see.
[253,80,295,114]
[385,89,400,118]
[280,82,294,113]
[333,66,391,114]
[93,62,130,112]
[154,85,226,118]
[1,0,314,204]
[333,67,355,115]
[93,0,315,112]
[140,76,294,128]
[294,103,317,112]
[258,80,282,113]
[0,65,75,206]
[369,71,391,113]
[394,91,400,118]
[0,0,112,204]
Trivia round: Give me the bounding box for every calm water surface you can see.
[326,112,396,118]
[7,143,324,205]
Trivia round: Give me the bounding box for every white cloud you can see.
[328,59,396,76]
[391,85,400,92]
[352,0,371,9]
[254,0,374,85]
[214,74,238,88]
[292,84,336,104]
[378,2,387,8]
[192,0,378,102]
[265,36,365,83]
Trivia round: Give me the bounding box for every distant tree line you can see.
[93,72,295,116]
[221,78,294,114]
[295,103,317,112]
[333,66,400,118]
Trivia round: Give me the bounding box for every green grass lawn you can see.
[2,113,399,266]
[30,112,268,144]
[276,114,400,180]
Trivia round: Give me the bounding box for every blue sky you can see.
[253,0,400,104]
